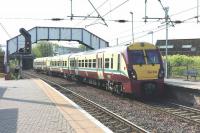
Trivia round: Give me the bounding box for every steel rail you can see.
[132,100,200,126]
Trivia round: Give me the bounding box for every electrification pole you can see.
[130,12,134,43]
[197,0,199,23]
[165,7,169,78]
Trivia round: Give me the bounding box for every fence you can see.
[168,64,200,80]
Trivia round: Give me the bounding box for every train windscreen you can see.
[145,50,160,64]
[128,50,145,65]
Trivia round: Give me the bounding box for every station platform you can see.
[164,78,200,106]
[165,78,200,90]
[0,78,112,133]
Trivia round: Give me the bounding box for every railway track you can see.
[23,71,149,133]
[24,71,200,131]
[149,102,200,125]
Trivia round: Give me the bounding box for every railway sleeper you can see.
[95,114,108,119]
[193,118,200,121]
[179,112,195,116]
[172,111,191,114]
[88,111,103,116]
[190,115,200,118]
[101,116,113,122]
[115,127,132,133]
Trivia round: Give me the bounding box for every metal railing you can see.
[168,64,200,80]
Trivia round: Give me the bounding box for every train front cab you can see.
[127,42,164,98]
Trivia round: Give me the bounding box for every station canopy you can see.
[7,27,109,55]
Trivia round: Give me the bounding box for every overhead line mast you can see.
[144,0,174,78]
[69,0,107,26]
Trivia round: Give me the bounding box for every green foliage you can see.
[78,44,87,51]
[32,41,57,58]
[166,55,200,79]
[0,47,4,56]
[166,54,195,66]
[8,59,19,80]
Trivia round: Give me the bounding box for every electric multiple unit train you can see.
[33,42,165,97]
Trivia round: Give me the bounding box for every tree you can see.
[78,44,89,51]
[32,41,57,58]
[0,47,4,56]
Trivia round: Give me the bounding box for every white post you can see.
[197,0,199,23]
[165,7,169,78]
[130,12,134,43]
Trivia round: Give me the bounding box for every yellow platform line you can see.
[33,78,111,133]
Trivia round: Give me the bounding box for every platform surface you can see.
[165,78,200,90]
[0,78,112,133]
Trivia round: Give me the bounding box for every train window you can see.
[145,50,160,64]
[93,59,96,68]
[82,60,84,67]
[89,59,92,68]
[105,58,109,68]
[128,50,145,65]
[118,54,120,70]
[70,60,75,67]
[78,60,81,67]
[85,59,88,67]
[101,58,103,68]
[111,58,113,69]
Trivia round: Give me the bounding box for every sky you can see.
[0,0,200,49]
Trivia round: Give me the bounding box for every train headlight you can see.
[158,68,164,79]
[129,69,137,80]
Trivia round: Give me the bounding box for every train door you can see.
[75,56,79,75]
[97,52,104,79]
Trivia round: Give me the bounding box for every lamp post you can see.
[130,12,134,43]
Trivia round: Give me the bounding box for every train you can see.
[33,42,165,98]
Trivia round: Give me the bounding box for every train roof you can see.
[69,42,156,57]
[34,42,156,61]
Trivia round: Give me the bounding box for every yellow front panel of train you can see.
[133,64,160,80]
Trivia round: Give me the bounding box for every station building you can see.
[156,38,200,56]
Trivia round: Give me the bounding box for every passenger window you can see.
[82,60,84,67]
[89,59,92,68]
[111,58,113,69]
[105,58,109,68]
[93,59,96,68]
[78,60,81,67]
[117,54,120,70]
[85,60,88,67]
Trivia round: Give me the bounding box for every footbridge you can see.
[6,27,109,70]
[7,27,109,55]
